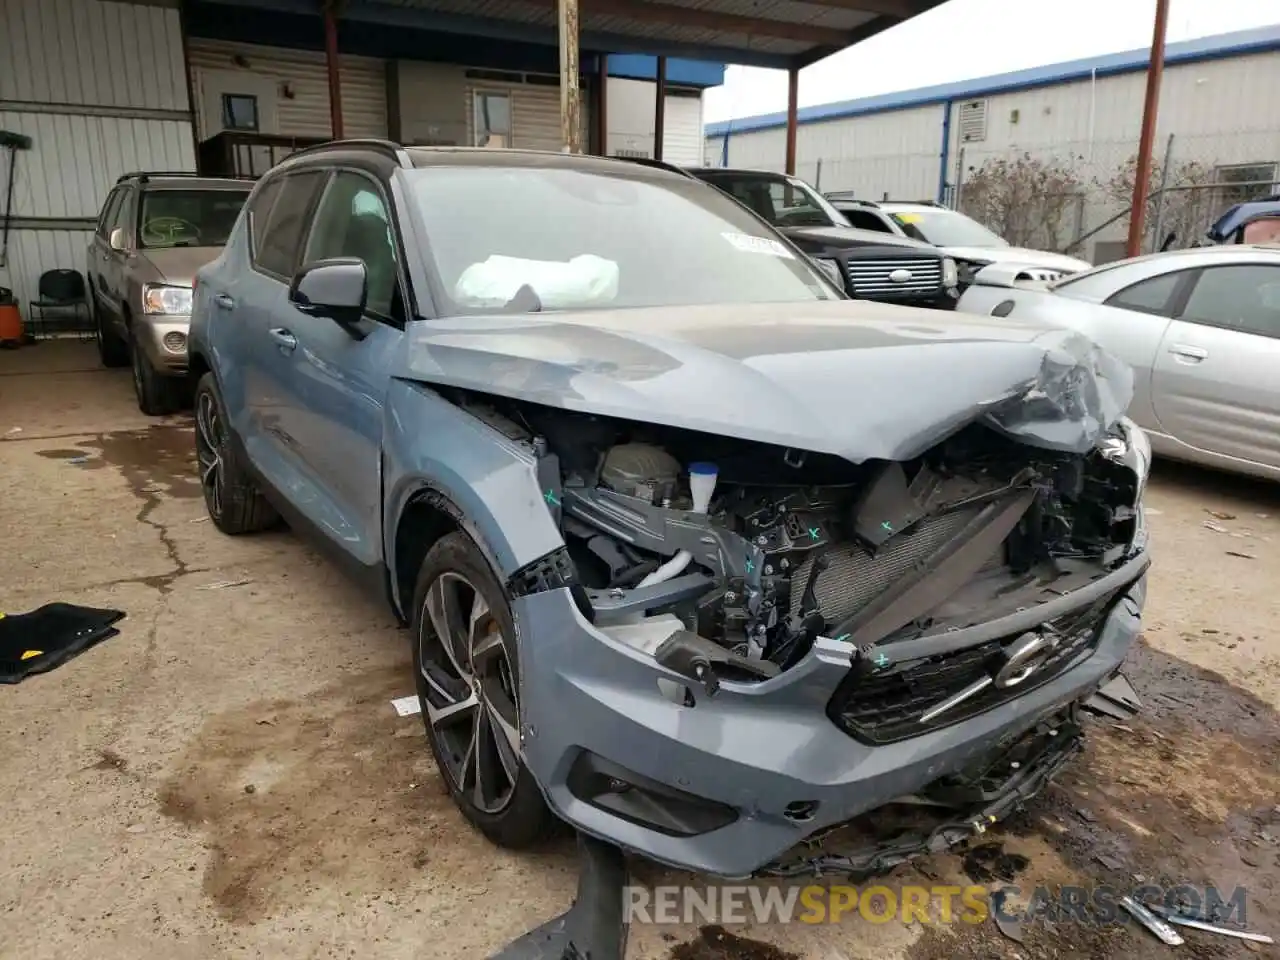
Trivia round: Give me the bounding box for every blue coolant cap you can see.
[688,462,718,476]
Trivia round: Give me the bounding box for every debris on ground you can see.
[201,578,253,590]
[1147,904,1275,944]
[1206,509,1238,521]
[1119,896,1184,945]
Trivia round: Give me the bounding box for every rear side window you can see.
[253,172,325,278]
[1181,264,1280,339]
[1104,272,1183,316]
[845,210,894,233]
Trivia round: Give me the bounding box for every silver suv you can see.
[88,172,251,414]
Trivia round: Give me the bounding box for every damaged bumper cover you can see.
[516,552,1148,878]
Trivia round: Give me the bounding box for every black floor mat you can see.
[0,603,126,684]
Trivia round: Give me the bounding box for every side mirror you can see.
[109,228,127,253]
[289,258,367,332]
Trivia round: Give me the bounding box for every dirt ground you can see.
[1,340,1278,960]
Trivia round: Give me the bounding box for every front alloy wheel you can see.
[419,571,522,814]
[411,531,555,848]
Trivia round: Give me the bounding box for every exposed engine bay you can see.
[454,388,1145,694]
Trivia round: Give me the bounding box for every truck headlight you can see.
[942,257,959,289]
[812,257,844,287]
[142,283,193,315]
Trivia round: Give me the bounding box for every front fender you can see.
[382,378,566,606]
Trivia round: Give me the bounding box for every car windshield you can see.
[405,165,840,315]
[699,172,851,230]
[888,209,1009,248]
[137,188,250,249]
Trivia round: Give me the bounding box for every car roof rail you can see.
[115,171,210,184]
[825,193,878,207]
[607,155,696,178]
[283,138,408,165]
[880,198,943,206]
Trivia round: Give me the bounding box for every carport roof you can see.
[200,0,949,69]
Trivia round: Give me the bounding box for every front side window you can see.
[473,92,512,148]
[137,189,250,249]
[253,171,325,277]
[406,164,839,315]
[97,188,124,237]
[1104,272,1184,316]
[305,172,398,318]
[844,209,894,233]
[1181,264,1280,339]
[888,209,1008,248]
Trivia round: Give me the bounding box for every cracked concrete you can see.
[1,341,1278,960]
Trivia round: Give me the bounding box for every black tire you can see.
[93,297,129,368]
[411,531,557,849]
[131,334,185,416]
[193,372,278,535]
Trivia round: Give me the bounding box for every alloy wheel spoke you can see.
[426,688,479,729]
[485,699,521,784]
[425,575,471,681]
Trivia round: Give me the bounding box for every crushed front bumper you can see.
[515,553,1148,878]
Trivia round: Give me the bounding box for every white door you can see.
[197,69,281,140]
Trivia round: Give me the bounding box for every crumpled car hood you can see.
[399,299,1134,463]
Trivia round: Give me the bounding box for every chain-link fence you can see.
[769,130,1279,262]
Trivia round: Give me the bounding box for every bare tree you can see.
[1101,154,1217,252]
[958,153,1086,250]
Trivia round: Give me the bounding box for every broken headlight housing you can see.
[1101,417,1151,503]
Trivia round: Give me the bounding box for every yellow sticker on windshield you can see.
[896,213,923,224]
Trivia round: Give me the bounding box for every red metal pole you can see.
[653,56,667,162]
[324,4,344,140]
[1125,0,1170,258]
[784,67,798,176]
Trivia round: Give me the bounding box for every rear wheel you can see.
[194,372,278,535]
[130,332,184,415]
[93,298,129,368]
[412,531,557,848]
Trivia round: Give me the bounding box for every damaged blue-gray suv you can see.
[189,141,1151,880]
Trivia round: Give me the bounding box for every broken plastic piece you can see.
[1082,673,1142,720]
[1119,896,1184,945]
[1147,904,1275,944]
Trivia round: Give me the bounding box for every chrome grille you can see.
[846,258,942,297]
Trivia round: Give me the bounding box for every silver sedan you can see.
[957,245,1280,481]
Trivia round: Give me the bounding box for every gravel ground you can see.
[1,341,1277,960]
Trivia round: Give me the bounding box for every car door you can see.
[1151,263,1280,469]
[1084,269,1194,432]
[89,187,123,314]
[234,169,328,498]
[266,169,407,568]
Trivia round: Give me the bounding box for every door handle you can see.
[1169,344,1208,362]
[214,293,235,309]
[269,327,298,352]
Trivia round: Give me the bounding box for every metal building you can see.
[705,25,1280,263]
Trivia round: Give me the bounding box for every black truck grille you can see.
[846,257,942,298]
[826,590,1121,745]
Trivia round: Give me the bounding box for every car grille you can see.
[846,258,942,297]
[825,589,1123,745]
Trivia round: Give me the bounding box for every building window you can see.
[221,93,260,132]
[473,91,511,148]
[1214,162,1277,208]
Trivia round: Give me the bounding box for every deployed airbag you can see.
[455,254,620,309]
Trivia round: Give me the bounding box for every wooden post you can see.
[653,56,667,162]
[784,66,798,175]
[1125,0,1170,258]
[323,3,344,140]
[596,53,609,155]
[558,0,582,152]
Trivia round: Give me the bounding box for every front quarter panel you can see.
[381,376,566,610]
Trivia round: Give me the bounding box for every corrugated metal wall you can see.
[0,0,194,316]
[187,39,388,140]
[607,78,704,165]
